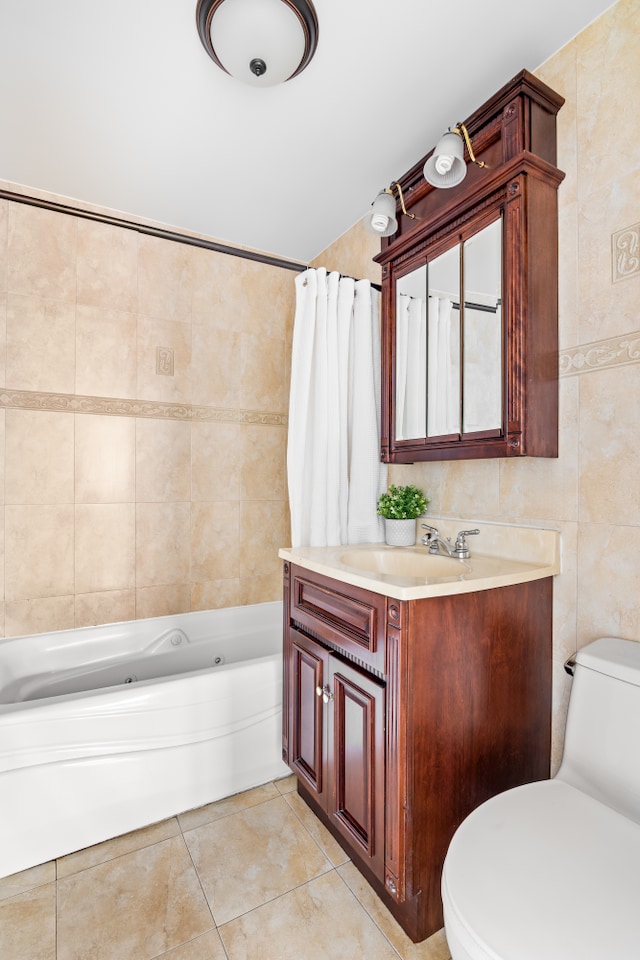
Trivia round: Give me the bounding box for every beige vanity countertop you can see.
[279,519,561,601]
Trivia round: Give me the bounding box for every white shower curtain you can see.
[287,268,387,548]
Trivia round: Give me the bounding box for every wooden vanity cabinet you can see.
[282,561,552,943]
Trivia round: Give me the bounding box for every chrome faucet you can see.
[421,524,480,560]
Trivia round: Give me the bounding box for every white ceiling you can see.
[0,0,616,264]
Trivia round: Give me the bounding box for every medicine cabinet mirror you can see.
[395,217,502,443]
[376,70,565,462]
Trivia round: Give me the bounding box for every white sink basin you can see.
[338,548,466,579]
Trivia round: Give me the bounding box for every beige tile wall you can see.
[314,0,640,771]
[1,3,636,769]
[0,198,295,638]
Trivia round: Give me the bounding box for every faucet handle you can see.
[453,529,480,558]
[456,528,480,541]
[420,524,438,546]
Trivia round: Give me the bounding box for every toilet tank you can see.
[557,637,640,825]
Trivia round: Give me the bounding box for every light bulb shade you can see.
[364,190,398,237]
[423,130,467,188]
[196,0,319,86]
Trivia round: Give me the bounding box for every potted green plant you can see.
[377,484,430,546]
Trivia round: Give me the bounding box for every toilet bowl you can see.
[442,637,640,960]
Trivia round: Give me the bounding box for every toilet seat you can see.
[442,778,640,960]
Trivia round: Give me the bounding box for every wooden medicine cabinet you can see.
[376,70,565,462]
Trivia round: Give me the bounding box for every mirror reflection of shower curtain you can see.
[287,268,387,548]
[462,303,502,432]
[428,296,460,437]
[396,294,427,439]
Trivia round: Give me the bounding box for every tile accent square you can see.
[157,346,175,376]
[612,222,640,282]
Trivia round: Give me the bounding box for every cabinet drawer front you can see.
[290,567,386,673]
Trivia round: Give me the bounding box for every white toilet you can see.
[442,637,640,960]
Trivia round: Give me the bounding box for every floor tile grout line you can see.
[1,775,451,960]
[177,780,410,956]
[52,830,218,960]
[176,781,285,833]
[176,818,220,940]
[147,930,230,960]
[50,817,183,883]
[280,788,349,870]
[332,867,405,960]
[177,784,337,932]
[0,871,54,904]
[216,864,342,933]
[174,777,349,953]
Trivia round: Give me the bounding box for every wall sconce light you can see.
[423,122,486,188]
[196,0,319,87]
[364,181,418,238]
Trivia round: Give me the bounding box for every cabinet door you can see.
[328,658,385,881]
[289,628,327,804]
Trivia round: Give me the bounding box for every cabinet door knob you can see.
[316,684,333,703]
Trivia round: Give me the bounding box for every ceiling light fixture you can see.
[423,122,486,188]
[364,182,418,238]
[196,0,319,87]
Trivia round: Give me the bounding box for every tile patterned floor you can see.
[0,775,452,960]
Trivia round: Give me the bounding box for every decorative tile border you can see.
[560,332,640,377]
[0,390,288,426]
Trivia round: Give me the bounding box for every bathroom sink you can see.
[338,548,466,579]
[281,522,561,600]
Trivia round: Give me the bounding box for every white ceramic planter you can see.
[384,518,417,547]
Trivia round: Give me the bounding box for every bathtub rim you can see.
[0,599,284,709]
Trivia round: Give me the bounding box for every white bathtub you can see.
[0,601,289,879]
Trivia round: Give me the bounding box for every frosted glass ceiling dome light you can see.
[196,0,319,86]
[423,122,487,189]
